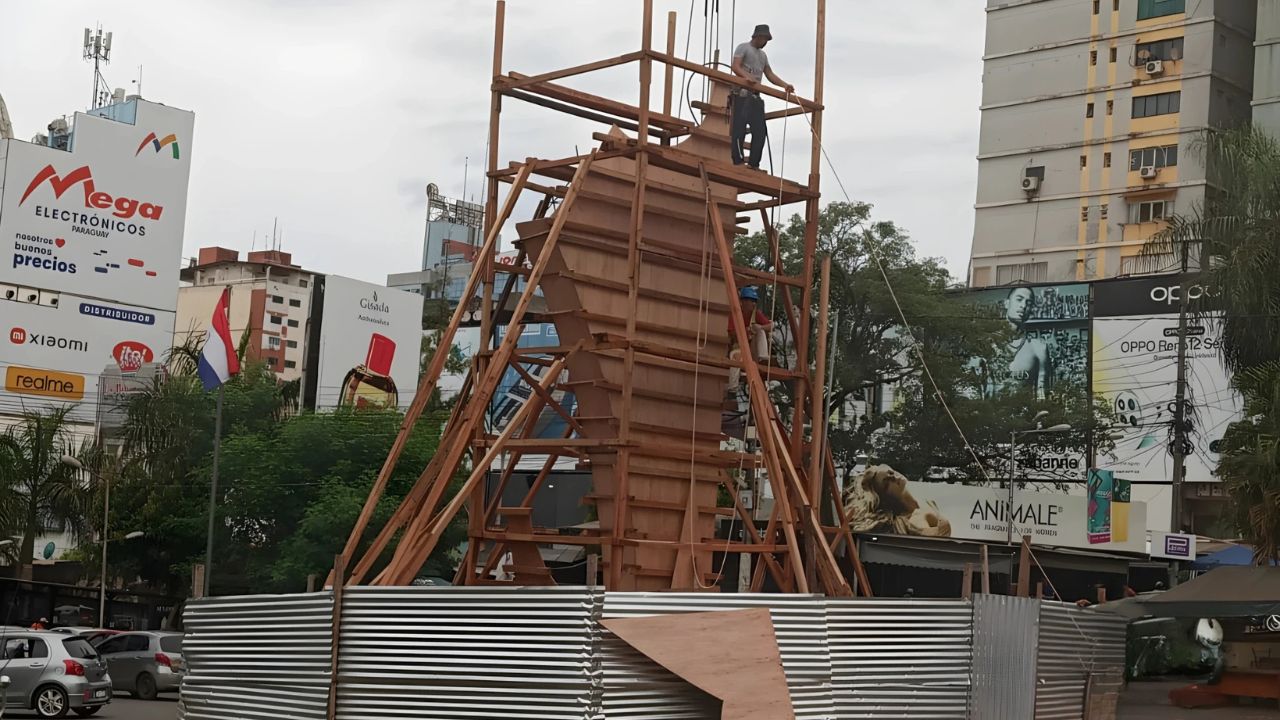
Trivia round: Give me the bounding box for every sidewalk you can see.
[1120,679,1280,719]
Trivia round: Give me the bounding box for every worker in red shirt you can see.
[728,286,774,386]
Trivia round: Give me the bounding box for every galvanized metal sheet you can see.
[336,586,599,720]
[828,599,972,719]
[969,594,1039,720]
[1034,601,1127,720]
[601,593,834,720]
[178,592,334,720]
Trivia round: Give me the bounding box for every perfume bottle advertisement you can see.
[315,275,425,410]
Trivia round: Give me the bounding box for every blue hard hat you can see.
[740,286,759,301]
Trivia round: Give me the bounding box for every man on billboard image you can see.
[976,287,1053,399]
[843,465,952,537]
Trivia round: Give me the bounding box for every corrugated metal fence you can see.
[179,590,1124,720]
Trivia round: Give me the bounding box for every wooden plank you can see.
[646,145,816,201]
[981,544,991,594]
[647,50,822,111]
[663,11,677,118]
[503,88,666,139]
[500,73,693,133]
[496,51,643,92]
[326,553,346,720]
[1017,535,1032,597]
[963,564,974,600]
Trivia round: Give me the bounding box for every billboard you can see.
[0,293,176,423]
[1092,277,1241,483]
[0,101,194,312]
[960,283,1091,480]
[845,466,1147,553]
[314,275,424,411]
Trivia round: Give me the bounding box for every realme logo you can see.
[4,366,85,400]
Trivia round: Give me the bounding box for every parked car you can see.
[77,630,119,647]
[92,631,184,701]
[0,631,111,718]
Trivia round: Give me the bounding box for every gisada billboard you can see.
[314,275,424,411]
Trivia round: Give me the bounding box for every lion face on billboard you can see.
[844,464,951,538]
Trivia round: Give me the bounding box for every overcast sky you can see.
[1,0,985,285]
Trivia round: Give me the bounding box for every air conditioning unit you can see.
[1139,165,1159,179]
[1145,59,1164,76]
[1021,175,1041,193]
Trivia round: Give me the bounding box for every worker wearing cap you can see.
[730,24,794,169]
[728,286,774,386]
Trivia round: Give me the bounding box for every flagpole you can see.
[205,376,224,595]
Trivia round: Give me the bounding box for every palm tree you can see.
[1149,126,1280,560]
[0,407,92,578]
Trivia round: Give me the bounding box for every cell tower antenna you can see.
[83,26,114,109]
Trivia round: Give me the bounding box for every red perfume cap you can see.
[365,333,396,375]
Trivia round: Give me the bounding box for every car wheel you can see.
[34,684,70,718]
[73,707,102,717]
[135,671,158,700]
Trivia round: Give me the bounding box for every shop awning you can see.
[858,535,1134,577]
[1134,566,1280,618]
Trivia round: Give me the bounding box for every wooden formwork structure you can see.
[336,0,870,596]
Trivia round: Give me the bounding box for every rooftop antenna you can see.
[462,156,469,203]
[83,26,113,109]
[272,217,279,251]
[131,63,143,98]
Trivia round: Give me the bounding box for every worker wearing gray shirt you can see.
[730,24,794,169]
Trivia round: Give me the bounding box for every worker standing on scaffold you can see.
[730,24,794,169]
[728,286,775,387]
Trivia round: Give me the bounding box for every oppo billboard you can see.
[313,275,424,411]
[0,100,194,312]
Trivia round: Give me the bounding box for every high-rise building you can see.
[969,0,1257,287]
[1254,1,1280,132]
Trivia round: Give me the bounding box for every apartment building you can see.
[970,0,1257,286]
[176,247,316,382]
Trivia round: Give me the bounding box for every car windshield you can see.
[63,638,99,659]
[159,636,183,654]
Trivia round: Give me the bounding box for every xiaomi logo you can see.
[4,366,85,400]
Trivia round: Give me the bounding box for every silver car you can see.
[92,631,184,700]
[0,631,111,718]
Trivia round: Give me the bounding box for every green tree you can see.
[1150,126,1280,559]
[0,407,92,578]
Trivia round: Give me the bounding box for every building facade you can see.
[176,247,315,382]
[970,0,1257,286]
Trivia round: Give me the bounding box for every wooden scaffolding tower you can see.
[335,0,870,596]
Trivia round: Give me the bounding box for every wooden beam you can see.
[1017,535,1032,597]
[498,74,693,134]
[495,51,643,92]
[981,544,991,595]
[808,256,831,531]
[325,553,345,720]
[503,88,667,139]
[334,160,536,585]
[508,359,584,436]
[963,563,974,600]
[646,50,822,111]
[662,11,677,118]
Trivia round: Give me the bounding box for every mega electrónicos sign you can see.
[0,100,194,313]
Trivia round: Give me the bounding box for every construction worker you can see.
[728,286,774,386]
[729,24,794,169]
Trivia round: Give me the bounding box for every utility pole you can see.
[1170,240,1191,533]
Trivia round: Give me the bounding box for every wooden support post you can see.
[326,553,346,720]
[980,544,991,595]
[339,163,533,584]
[962,563,974,600]
[587,554,599,588]
[823,444,873,597]
[482,0,507,336]
[663,11,677,119]
[1017,535,1032,598]
[806,255,831,590]
[1035,581,1044,601]
[1096,586,1107,604]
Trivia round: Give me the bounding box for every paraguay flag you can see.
[198,288,240,391]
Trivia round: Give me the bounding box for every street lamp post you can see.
[59,457,140,627]
[1007,415,1073,544]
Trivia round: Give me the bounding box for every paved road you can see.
[1120,679,1280,719]
[5,695,178,720]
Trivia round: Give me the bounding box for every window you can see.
[1086,102,1095,118]
[159,636,183,654]
[1120,253,1175,275]
[287,319,299,328]
[1080,154,1088,168]
[995,262,1048,285]
[267,356,279,367]
[1081,206,1090,221]
[1106,99,1114,115]
[1101,203,1109,219]
[288,298,301,308]
[1137,0,1184,20]
[1090,50,1098,66]
[298,279,309,288]
[268,336,281,349]
[62,638,99,659]
[269,315,283,325]
[284,360,297,369]
[1093,0,1100,13]
[1136,37,1184,62]
[1024,165,1045,180]
[1104,152,1112,168]
[1128,199,1173,223]
[96,636,127,655]
[1110,47,1118,63]
[1114,0,1120,9]
[1132,91,1180,118]
[271,295,283,304]
[125,635,150,653]
[1129,144,1178,170]
[286,340,299,349]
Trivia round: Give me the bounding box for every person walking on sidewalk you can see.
[730,24,795,169]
